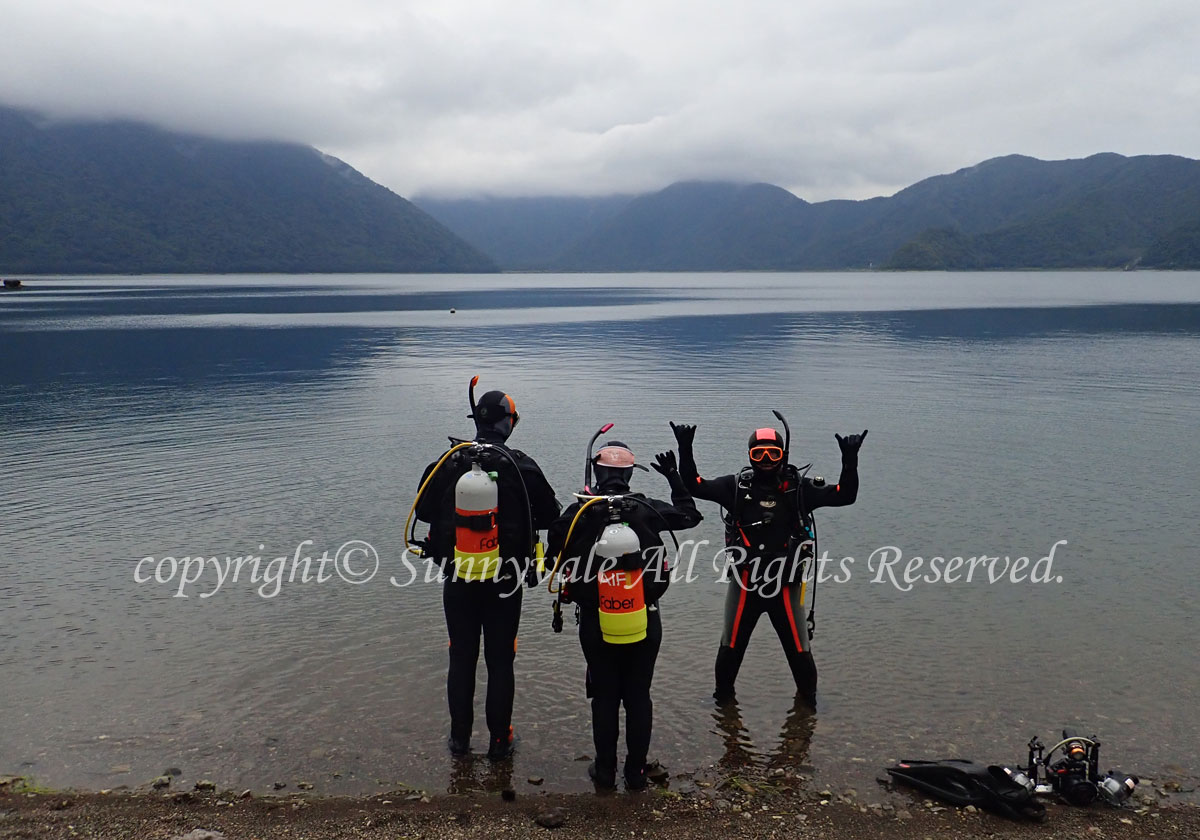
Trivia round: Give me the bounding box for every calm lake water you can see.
[1,272,1198,798]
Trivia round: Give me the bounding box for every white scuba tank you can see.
[594,521,648,644]
[453,461,500,580]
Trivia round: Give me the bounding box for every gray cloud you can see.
[3,0,1198,201]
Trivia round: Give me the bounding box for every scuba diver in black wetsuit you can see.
[409,378,560,760]
[670,418,866,707]
[547,440,701,791]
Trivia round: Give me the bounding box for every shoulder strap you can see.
[726,467,755,526]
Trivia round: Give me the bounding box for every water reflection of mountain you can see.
[4,299,1196,409]
[394,302,1200,354]
[0,326,391,426]
[852,304,1200,343]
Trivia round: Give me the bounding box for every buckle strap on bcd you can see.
[455,511,496,531]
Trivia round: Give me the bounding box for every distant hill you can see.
[555,182,813,271]
[884,154,1200,269]
[419,154,1200,271]
[1142,221,1200,268]
[6,106,1197,273]
[0,107,495,274]
[413,194,634,270]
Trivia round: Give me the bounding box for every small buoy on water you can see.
[450,308,456,314]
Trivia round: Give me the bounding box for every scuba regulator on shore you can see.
[887,727,1141,822]
[1011,730,1139,807]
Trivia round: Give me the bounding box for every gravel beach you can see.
[3,772,1197,840]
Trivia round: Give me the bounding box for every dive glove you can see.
[651,450,678,476]
[669,421,696,448]
[835,429,869,460]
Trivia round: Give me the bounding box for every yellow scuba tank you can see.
[454,461,501,581]
[595,521,647,644]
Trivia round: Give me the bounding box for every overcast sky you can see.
[3,0,1198,202]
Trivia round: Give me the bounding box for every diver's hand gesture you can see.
[835,429,869,457]
[652,450,678,477]
[669,421,696,448]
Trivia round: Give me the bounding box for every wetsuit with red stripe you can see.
[678,446,858,706]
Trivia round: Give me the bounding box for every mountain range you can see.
[416,154,1200,271]
[0,106,494,274]
[2,104,1198,273]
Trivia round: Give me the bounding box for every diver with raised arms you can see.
[407,377,560,760]
[547,428,701,790]
[670,415,866,706]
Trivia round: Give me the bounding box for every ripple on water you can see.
[1,273,1198,795]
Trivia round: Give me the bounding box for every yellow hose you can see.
[403,441,474,556]
[546,495,606,594]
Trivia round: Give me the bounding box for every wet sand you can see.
[3,772,1197,840]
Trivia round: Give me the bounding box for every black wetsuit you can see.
[416,439,560,748]
[678,448,858,704]
[548,477,700,783]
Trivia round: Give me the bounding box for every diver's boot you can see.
[486,727,515,761]
[448,734,471,757]
[623,760,648,792]
[713,645,742,702]
[588,761,617,790]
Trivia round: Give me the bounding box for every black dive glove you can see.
[669,421,697,449]
[670,421,700,483]
[835,429,869,463]
[652,450,686,493]
[652,450,678,476]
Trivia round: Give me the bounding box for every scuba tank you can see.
[405,376,541,577]
[453,461,501,581]
[594,517,648,644]
[547,422,681,637]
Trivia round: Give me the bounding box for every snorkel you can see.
[583,422,615,494]
[772,409,791,468]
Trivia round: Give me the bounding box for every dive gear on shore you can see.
[886,759,1047,821]
[887,728,1140,821]
[1022,730,1139,807]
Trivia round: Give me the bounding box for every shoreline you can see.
[3,771,1197,840]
